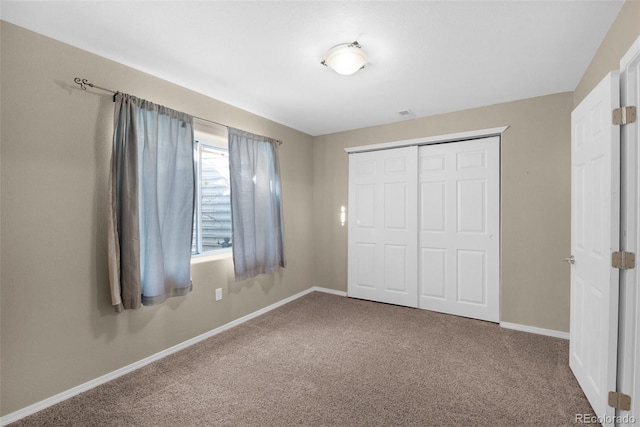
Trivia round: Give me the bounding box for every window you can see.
[192,121,231,257]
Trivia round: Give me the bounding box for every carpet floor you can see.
[11,291,596,426]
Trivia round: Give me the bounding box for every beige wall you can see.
[313,92,574,332]
[0,21,315,415]
[574,0,640,107]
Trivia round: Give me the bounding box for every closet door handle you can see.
[564,255,575,265]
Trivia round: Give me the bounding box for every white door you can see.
[570,71,620,424]
[617,36,640,427]
[418,137,500,322]
[347,146,418,307]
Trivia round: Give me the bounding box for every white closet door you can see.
[570,71,620,425]
[347,146,418,307]
[418,137,500,322]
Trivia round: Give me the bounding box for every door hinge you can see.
[608,391,631,411]
[612,106,637,125]
[612,251,635,269]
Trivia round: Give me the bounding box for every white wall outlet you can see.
[215,288,223,301]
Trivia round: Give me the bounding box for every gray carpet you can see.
[11,292,596,426]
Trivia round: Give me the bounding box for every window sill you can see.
[191,250,233,265]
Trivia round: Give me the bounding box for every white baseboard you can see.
[1,285,340,426]
[500,321,570,340]
[311,286,348,297]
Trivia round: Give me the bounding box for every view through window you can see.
[192,121,231,256]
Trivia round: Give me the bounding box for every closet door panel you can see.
[421,181,446,232]
[457,249,487,304]
[420,248,447,299]
[419,137,500,322]
[348,146,418,307]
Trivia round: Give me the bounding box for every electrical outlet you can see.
[215,288,222,301]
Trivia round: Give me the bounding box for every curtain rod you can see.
[73,77,283,145]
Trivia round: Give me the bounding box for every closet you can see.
[347,135,500,323]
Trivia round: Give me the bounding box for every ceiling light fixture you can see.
[321,41,368,76]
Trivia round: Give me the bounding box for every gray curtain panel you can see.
[228,128,286,281]
[107,93,195,312]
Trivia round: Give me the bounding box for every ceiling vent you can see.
[398,109,416,120]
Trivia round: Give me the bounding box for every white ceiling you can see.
[0,1,625,136]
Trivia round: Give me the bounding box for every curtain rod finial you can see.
[73,77,93,90]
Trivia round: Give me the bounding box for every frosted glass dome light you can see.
[321,41,368,75]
